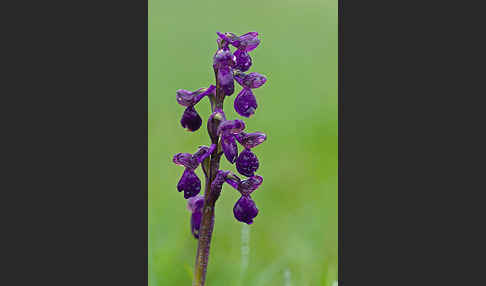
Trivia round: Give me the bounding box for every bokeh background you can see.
[149,0,337,285]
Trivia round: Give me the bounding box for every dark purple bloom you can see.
[176,85,216,107]
[221,134,238,163]
[234,50,252,72]
[217,119,246,135]
[233,195,259,224]
[234,88,258,118]
[236,148,259,177]
[217,66,235,96]
[177,168,201,199]
[181,106,202,132]
[234,72,267,89]
[235,132,267,149]
[187,195,204,238]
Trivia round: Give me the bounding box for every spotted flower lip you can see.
[234,88,258,118]
[234,50,252,72]
[236,148,260,177]
[235,132,267,149]
[217,119,246,135]
[177,168,201,199]
[234,72,267,89]
[181,106,202,132]
[233,195,259,224]
[176,85,216,107]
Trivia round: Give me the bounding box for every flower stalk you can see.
[172,31,267,286]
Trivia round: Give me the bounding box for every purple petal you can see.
[191,210,202,238]
[233,196,259,224]
[173,153,198,169]
[207,109,225,142]
[177,169,201,199]
[221,134,238,163]
[176,85,215,107]
[217,119,246,135]
[181,106,202,132]
[213,49,236,69]
[217,67,234,96]
[238,175,263,196]
[234,71,267,89]
[187,194,204,212]
[238,32,260,52]
[234,88,257,118]
[236,149,259,177]
[234,50,252,72]
[235,132,267,149]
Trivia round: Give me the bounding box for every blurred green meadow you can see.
[149,0,337,285]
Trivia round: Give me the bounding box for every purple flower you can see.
[221,134,238,163]
[234,50,252,72]
[177,168,201,199]
[181,106,202,132]
[236,148,259,177]
[187,195,204,238]
[207,109,225,143]
[234,72,267,89]
[173,145,215,198]
[235,132,267,149]
[233,195,259,224]
[234,88,258,118]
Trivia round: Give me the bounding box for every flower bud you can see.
[236,148,259,177]
[233,196,259,224]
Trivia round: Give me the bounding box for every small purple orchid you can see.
[172,31,267,286]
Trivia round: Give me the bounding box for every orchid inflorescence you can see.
[172,31,267,239]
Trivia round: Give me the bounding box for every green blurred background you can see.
[149,0,337,285]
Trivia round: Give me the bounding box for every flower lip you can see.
[233,195,259,224]
[187,194,204,212]
[181,106,202,132]
[234,88,258,118]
